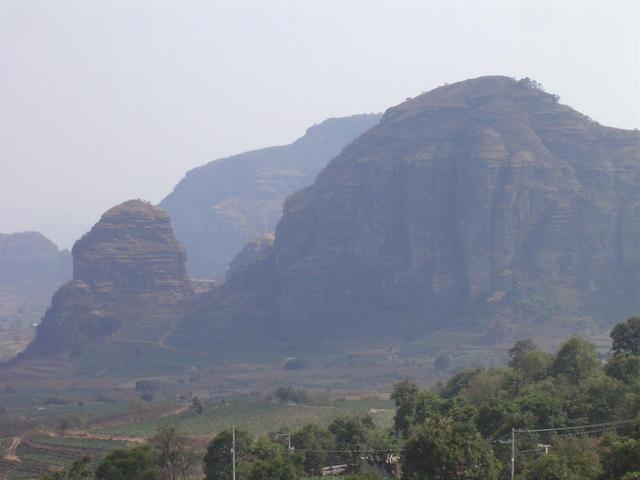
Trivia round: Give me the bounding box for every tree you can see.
[476,398,519,438]
[328,414,375,472]
[524,437,603,480]
[606,353,640,384]
[149,426,199,480]
[523,454,580,480]
[274,386,310,404]
[390,379,419,437]
[59,415,82,435]
[569,374,627,423]
[364,428,399,477]
[611,317,640,355]
[517,385,567,429]
[247,455,301,480]
[508,339,537,368]
[190,397,204,415]
[514,350,551,382]
[414,390,446,425]
[402,417,499,480]
[42,456,94,480]
[601,436,640,479]
[292,424,335,476]
[203,429,253,480]
[95,445,162,480]
[550,337,597,383]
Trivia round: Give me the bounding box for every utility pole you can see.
[511,427,515,480]
[231,426,236,480]
[274,433,294,455]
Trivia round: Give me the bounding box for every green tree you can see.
[413,390,446,425]
[514,350,552,382]
[606,353,640,384]
[203,429,253,480]
[601,436,640,479]
[569,374,626,423]
[190,397,204,415]
[95,445,162,480]
[517,384,567,429]
[328,414,375,472]
[42,456,93,480]
[476,398,519,438]
[364,428,399,477]
[292,424,335,476]
[611,317,640,355]
[247,455,301,480]
[402,417,498,480]
[524,454,579,480]
[550,337,597,383]
[390,379,419,437]
[149,426,199,480]
[509,339,537,368]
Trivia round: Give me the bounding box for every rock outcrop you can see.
[184,76,640,343]
[16,200,193,358]
[160,114,381,279]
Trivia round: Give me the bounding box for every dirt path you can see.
[45,431,146,444]
[2,436,21,463]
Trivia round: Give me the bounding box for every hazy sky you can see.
[1,0,639,248]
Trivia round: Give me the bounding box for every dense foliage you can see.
[41,317,639,479]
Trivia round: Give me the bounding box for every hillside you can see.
[182,76,640,346]
[0,232,71,359]
[5,76,639,381]
[159,114,381,279]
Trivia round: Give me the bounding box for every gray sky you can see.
[1,0,639,248]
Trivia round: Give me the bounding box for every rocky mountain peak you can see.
[183,76,640,344]
[11,200,193,360]
[72,199,191,303]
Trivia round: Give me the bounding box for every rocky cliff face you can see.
[16,200,193,358]
[72,200,192,304]
[160,114,381,279]
[185,76,640,342]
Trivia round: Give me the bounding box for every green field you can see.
[97,398,395,438]
[0,435,131,480]
[0,396,394,479]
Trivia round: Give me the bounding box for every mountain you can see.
[181,76,640,345]
[13,200,193,362]
[0,232,72,359]
[159,114,381,280]
[0,231,71,287]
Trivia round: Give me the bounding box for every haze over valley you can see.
[0,1,638,479]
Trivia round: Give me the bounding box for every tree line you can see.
[42,317,640,479]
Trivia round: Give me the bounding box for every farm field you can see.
[0,396,394,479]
[96,397,395,438]
[0,435,131,480]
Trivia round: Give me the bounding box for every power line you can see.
[509,417,639,480]
[515,418,637,434]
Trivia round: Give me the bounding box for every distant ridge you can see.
[160,114,381,279]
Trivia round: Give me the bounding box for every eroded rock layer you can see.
[16,200,193,358]
[185,76,640,341]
